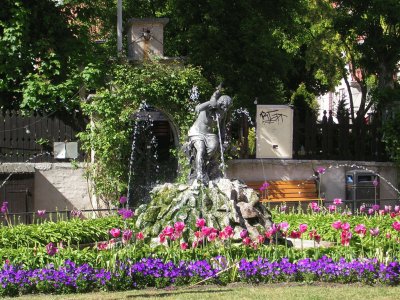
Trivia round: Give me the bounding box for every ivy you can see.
[79,61,212,203]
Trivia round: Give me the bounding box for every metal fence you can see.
[1,109,389,162]
[0,208,119,226]
[234,110,388,161]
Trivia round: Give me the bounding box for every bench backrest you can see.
[246,180,320,202]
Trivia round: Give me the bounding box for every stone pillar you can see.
[127,18,169,61]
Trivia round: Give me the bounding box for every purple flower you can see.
[316,167,326,174]
[1,201,8,213]
[70,210,82,218]
[240,229,248,239]
[119,196,127,205]
[372,178,379,187]
[117,208,134,219]
[259,182,270,191]
[372,204,380,211]
[45,242,58,256]
[36,210,46,218]
[122,229,133,243]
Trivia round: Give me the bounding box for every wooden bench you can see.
[246,180,323,203]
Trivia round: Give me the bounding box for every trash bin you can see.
[345,170,379,213]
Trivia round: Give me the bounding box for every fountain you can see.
[126,102,160,208]
[134,87,280,242]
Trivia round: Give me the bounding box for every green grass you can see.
[6,283,400,300]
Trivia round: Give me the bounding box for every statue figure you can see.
[186,85,232,185]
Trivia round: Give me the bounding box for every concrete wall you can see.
[3,160,399,212]
[33,163,92,211]
[226,159,399,206]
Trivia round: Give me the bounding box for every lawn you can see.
[5,283,400,300]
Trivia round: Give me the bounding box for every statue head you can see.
[217,95,232,111]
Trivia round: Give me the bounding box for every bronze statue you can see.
[187,85,232,184]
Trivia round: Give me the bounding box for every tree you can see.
[329,0,400,159]
[158,0,322,112]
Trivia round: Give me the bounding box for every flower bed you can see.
[1,256,399,296]
[1,197,400,295]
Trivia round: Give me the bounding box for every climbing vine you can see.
[78,61,212,204]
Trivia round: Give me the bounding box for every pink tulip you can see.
[135,232,144,240]
[207,232,218,242]
[278,222,290,233]
[341,230,352,246]
[386,232,392,239]
[195,218,206,228]
[257,235,265,244]
[333,198,342,205]
[159,233,166,243]
[392,221,400,232]
[290,230,301,239]
[299,223,308,233]
[223,225,233,237]
[341,222,350,231]
[174,221,185,233]
[194,231,203,239]
[109,228,121,238]
[242,237,251,245]
[332,220,342,230]
[265,224,278,238]
[395,205,400,213]
[97,241,108,250]
[201,226,212,236]
[162,225,174,237]
[369,228,380,237]
[309,202,320,212]
[309,229,321,243]
[180,242,188,250]
[354,224,366,237]
[219,231,227,239]
[328,205,336,212]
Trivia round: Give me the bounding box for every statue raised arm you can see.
[187,85,232,185]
